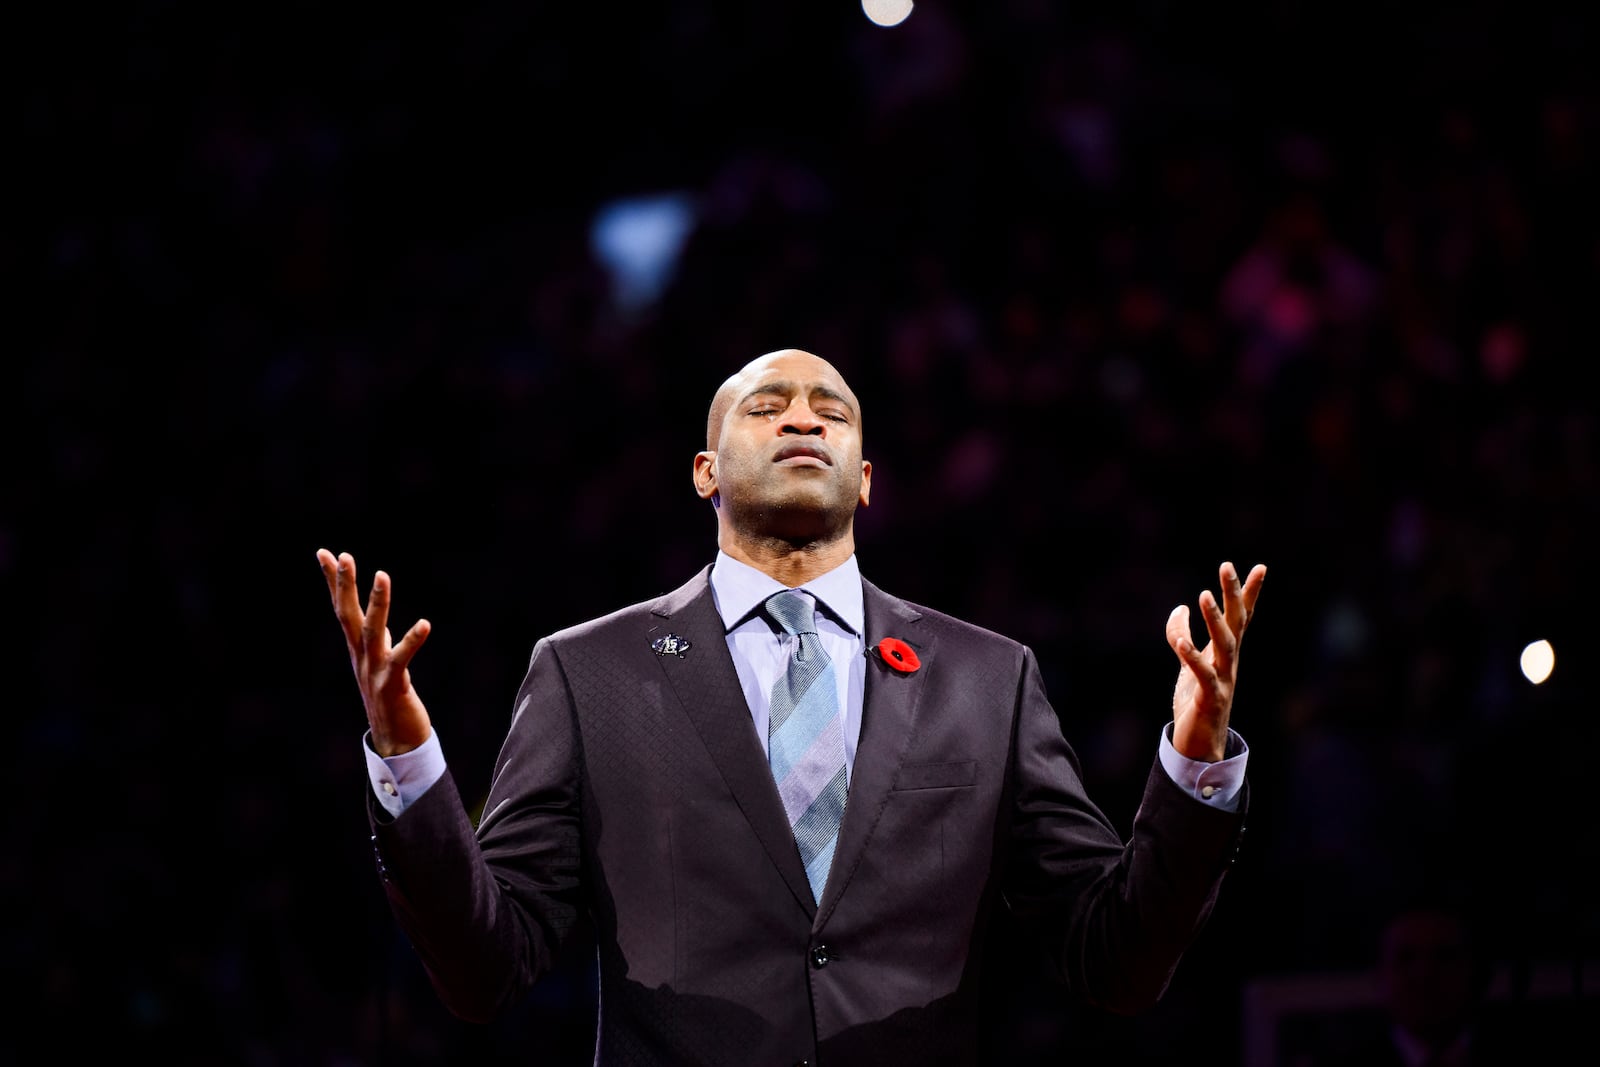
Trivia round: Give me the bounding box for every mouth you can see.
[773,443,832,468]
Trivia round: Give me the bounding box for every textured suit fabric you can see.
[368,565,1249,1066]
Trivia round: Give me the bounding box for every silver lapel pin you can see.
[651,634,692,658]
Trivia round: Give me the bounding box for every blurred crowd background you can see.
[11,1,1598,1064]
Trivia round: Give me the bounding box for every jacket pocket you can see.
[891,760,976,791]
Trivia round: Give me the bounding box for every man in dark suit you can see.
[316,348,1267,1066]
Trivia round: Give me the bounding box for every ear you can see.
[858,458,872,507]
[693,451,718,501]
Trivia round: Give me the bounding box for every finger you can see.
[317,549,358,660]
[1200,588,1236,675]
[316,548,339,600]
[331,551,365,649]
[1219,561,1246,637]
[1239,563,1267,623]
[1168,605,1219,687]
[391,618,432,673]
[1166,604,1201,663]
[363,570,393,657]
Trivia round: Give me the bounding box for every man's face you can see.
[696,350,872,543]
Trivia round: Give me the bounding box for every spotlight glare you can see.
[1519,639,1554,684]
[863,0,914,28]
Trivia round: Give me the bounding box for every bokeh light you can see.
[862,0,914,28]
[1519,639,1555,684]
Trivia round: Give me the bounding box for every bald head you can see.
[692,348,872,568]
[705,349,862,451]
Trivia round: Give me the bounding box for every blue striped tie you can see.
[765,589,848,905]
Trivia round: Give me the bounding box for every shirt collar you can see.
[709,550,864,636]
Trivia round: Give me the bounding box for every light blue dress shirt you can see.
[365,553,1247,816]
[708,550,867,777]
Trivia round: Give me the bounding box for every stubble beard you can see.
[722,471,858,550]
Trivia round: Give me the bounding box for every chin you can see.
[733,497,853,542]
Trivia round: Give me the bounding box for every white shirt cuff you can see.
[363,729,447,818]
[1158,723,1247,812]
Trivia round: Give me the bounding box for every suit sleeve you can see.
[1002,646,1247,1014]
[367,636,585,1023]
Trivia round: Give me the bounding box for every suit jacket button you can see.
[810,946,830,969]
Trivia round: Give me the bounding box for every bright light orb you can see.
[1519,639,1554,684]
[863,0,914,28]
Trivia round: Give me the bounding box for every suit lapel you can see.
[650,566,817,916]
[815,578,933,925]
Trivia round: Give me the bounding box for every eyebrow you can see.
[741,380,858,415]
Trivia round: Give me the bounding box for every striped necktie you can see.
[764,589,848,905]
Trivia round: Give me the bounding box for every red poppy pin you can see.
[875,637,921,673]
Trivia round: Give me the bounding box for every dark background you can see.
[10,1,1598,1064]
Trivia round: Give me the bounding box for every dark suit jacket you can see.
[369,565,1248,1066]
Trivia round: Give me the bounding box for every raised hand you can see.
[1166,561,1267,762]
[316,548,434,757]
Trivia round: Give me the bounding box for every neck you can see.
[718,528,856,586]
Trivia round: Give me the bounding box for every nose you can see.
[779,402,826,436]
